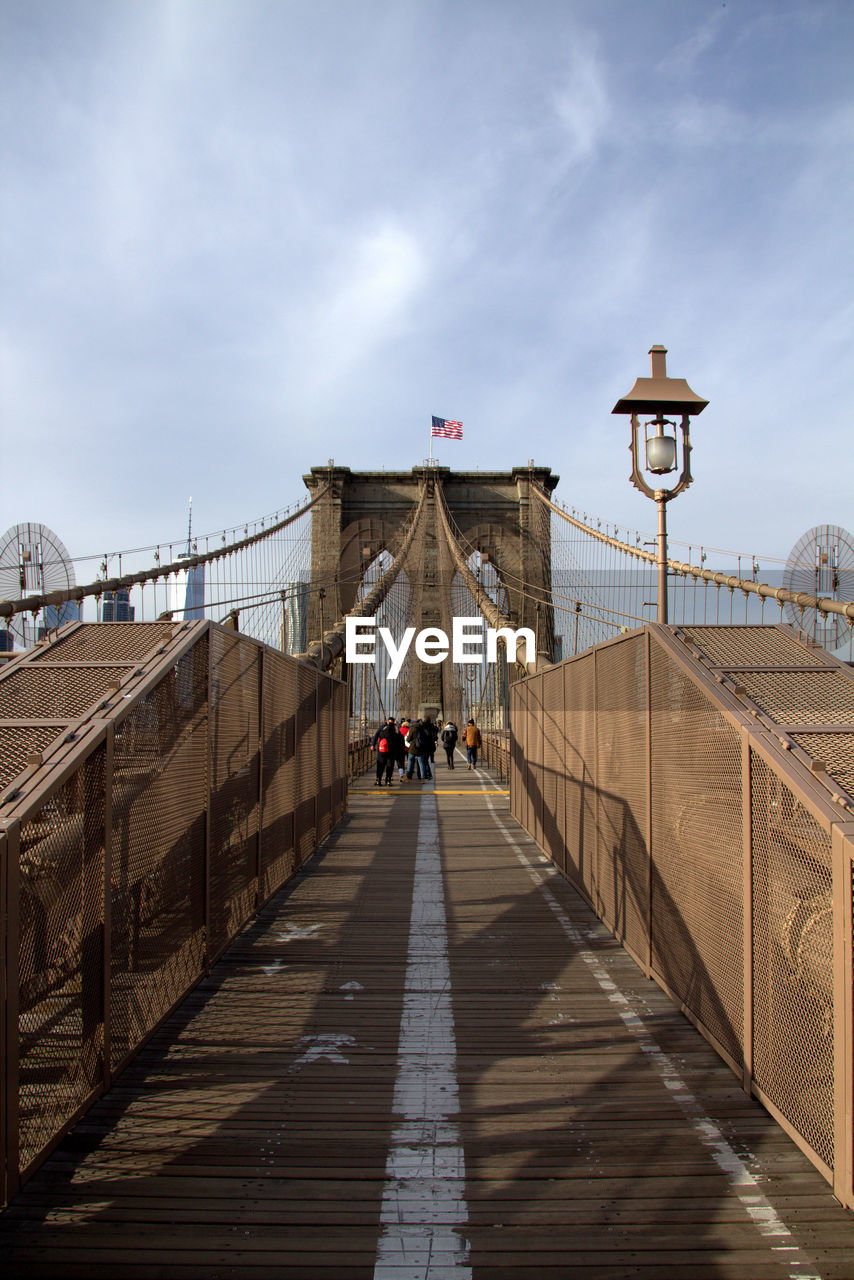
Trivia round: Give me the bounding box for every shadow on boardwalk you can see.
[1,768,852,1278]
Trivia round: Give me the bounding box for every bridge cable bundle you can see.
[531,482,854,657]
[0,484,331,644]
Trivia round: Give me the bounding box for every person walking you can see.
[372,716,399,786]
[464,718,482,770]
[415,715,435,781]
[428,716,439,770]
[441,721,458,769]
[398,719,410,779]
[405,719,421,780]
[391,717,407,781]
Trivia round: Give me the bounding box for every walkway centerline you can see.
[373,791,472,1278]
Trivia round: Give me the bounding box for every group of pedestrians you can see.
[370,714,482,785]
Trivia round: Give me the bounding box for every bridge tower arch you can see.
[303,463,559,717]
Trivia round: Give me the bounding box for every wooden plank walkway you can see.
[2,755,854,1277]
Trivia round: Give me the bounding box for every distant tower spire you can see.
[186,497,193,556]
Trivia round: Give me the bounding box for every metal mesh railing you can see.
[0,620,348,1203]
[208,629,262,961]
[561,652,597,897]
[750,753,835,1169]
[510,622,854,1207]
[649,639,745,1065]
[16,748,106,1174]
[295,664,320,863]
[348,735,374,779]
[260,647,299,899]
[597,637,650,962]
[481,730,511,782]
[109,640,209,1070]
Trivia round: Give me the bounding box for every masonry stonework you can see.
[303,464,559,716]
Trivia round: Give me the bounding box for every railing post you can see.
[1,820,20,1205]
[81,750,106,1104]
[832,823,854,1210]
[204,629,213,973]
[592,646,601,915]
[741,732,754,1094]
[0,822,5,1206]
[644,630,653,979]
[256,644,265,908]
[102,724,114,1092]
[313,674,320,852]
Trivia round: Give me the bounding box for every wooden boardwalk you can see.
[2,756,854,1278]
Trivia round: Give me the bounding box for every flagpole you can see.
[429,416,433,466]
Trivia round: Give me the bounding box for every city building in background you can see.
[167,499,206,621]
[100,589,135,622]
[167,560,205,620]
[281,574,310,653]
[38,599,80,638]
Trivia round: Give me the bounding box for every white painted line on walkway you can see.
[475,769,503,793]
[483,795,823,1280]
[373,792,472,1279]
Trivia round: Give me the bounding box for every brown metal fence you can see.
[348,735,374,779]
[0,620,349,1204]
[481,729,510,781]
[510,623,854,1209]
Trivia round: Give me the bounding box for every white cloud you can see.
[667,96,747,148]
[660,9,727,79]
[326,221,427,346]
[553,46,611,161]
[1,0,852,567]
[270,218,429,410]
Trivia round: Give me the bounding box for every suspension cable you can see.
[0,484,331,624]
[532,482,854,626]
[434,476,548,676]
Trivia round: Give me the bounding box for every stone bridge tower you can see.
[302,463,559,716]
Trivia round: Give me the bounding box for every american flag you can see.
[431,416,463,440]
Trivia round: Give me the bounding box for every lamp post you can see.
[612,345,708,624]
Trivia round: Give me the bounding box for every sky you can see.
[1,0,852,575]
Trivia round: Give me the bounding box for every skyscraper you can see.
[101,589,135,621]
[43,600,80,629]
[281,574,310,652]
[167,498,206,621]
[38,599,80,639]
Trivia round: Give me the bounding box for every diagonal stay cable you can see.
[434,475,549,676]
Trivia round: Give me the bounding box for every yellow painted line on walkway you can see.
[351,789,509,796]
